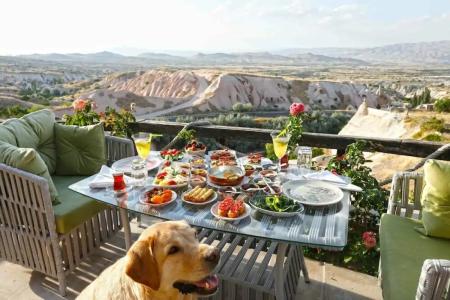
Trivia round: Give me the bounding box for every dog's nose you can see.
[205,248,220,264]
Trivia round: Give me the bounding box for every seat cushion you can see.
[0,141,59,204]
[420,159,450,239]
[1,109,57,173]
[52,176,107,234]
[54,123,106,176]
[380,214,450,300]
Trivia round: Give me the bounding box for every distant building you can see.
[415,103,434,111]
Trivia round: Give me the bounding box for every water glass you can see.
[297,147,312,169]
[131,159,147,187]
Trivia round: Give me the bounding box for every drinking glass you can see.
[270,131,291,172]
[133,133,152,161]
[297,146,312,173]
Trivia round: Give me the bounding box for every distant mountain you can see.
[277,40,450,65]
[190,51,365,65]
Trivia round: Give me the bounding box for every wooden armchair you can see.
[381,171,450,300]
[0,135,134,296]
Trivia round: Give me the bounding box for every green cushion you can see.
[420,159,450,239]
[1,110,56,173]
[380,214,450,300]
[54,123,106,176]
[0,141,59,204]
[0,125,17,145]
[52,176,107,234]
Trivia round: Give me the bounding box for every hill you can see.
[277,40,450,65]
[79,69,386,119]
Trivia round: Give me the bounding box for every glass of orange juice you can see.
[270,131,290,172]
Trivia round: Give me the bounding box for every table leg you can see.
[298,246,310,283]
[275,243,288,300]
[119,208,132,250]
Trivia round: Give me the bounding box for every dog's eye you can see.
[168,246,180,255]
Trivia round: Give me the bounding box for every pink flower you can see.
[362,231,377,250]
[72,99,88,111]
[290,102,305,116]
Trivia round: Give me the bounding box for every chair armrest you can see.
[0,163,58,239]
[388,171,423,218]
[104,135,136,166]
[416,259,450,300]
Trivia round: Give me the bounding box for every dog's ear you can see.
[125,239,160,290]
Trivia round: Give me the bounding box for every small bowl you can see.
[186,148,207,157]
[243,164,255,176]
[190,175,207,187]
[260,169,277,179]
[217,187,238,200]
[191,168,207,177]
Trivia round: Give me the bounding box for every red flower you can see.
[72,99,88,111]
[289,102,305,116]
[331,169,338,175]
[362,231,377,250]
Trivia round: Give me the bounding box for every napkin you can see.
[89,165,137,188]
[283,170,347,184]
[303,170,347,184]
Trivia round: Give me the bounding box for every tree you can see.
[434,98,450,113]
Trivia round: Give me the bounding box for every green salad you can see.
[251,193,302,213]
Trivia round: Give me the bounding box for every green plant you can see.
[434,98,450,113]
[421,117,445,132]
[304,141,389,276]
[63,100,100,126]
[176,128,196,143]
[326,141,388,227]
[63,100,136,137]
[102,107,136,137]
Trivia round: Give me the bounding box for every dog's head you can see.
[125,220,220,296]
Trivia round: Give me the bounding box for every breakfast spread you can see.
[217,196,246,218]
[183,186,215,203]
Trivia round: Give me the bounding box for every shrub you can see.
[434,98,450,113]
[423,133,443,142]
[421,117,444,132]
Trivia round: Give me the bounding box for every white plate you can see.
[282,180,344,206]
[112,157,162,174]
[139,190,177,207]
[249,199,304,218]
[210,203,251,222]
[238,156,273,166]
[181,190,218,206]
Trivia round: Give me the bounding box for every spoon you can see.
[262,176,276,194]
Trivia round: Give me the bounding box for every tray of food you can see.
[160,148,184,161]
[208,165,245,187]
[185,140,207,156]
[153,161,190,187]
[182,186,217,205]
[139,188,177,207]
[211,195,250,221]
[249,193,304,217]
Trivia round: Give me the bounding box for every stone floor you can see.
[0,219,382,300]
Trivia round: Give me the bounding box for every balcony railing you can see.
[129,120,450,160]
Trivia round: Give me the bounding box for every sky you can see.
[1,0,449,55]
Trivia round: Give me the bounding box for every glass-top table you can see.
[69,176,350,250]
[69,162,350,300]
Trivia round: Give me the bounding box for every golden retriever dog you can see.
[77,220,220,300]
